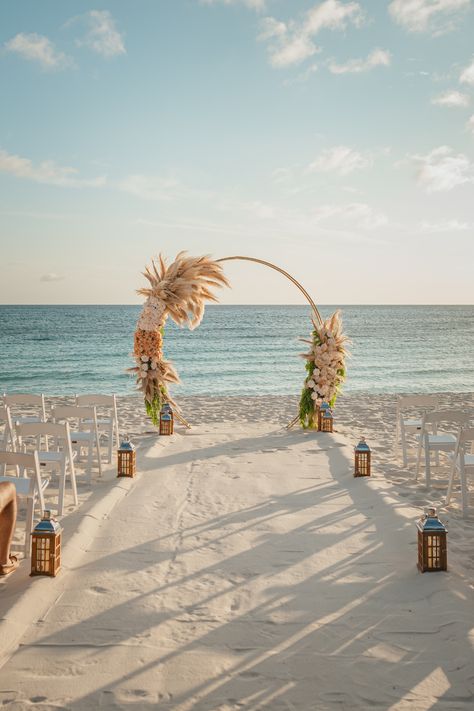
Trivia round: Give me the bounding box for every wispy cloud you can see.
[308,146,372,175]
[259,0,364,68]
[431,89,470,107]
[73,10,126,58]
[329,48,391,74]
[460,57,474,85]
[0,149,106,187]
[119,174,213,202]
[40,273,64,282]
[411,146,474,192]
[467,115,474,133]
[418,219,472,232]
[4,33,73,70]
[388,0,471,34]
[202,0,266,9]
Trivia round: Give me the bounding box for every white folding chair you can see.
[0,405,15,451]
[446,428,474,517]
[16,422,77,516]
[52,405,103,481]
[395,395,439,468]
[75,394,119,464]
[415,410,471,488]
[0,451,48,557]
[3,393,47,425]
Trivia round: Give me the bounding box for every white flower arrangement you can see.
[299,310,349,428]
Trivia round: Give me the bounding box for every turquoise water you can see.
[0,305,472,396]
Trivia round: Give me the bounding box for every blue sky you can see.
[1,0,473,304]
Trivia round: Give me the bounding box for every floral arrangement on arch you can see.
[299,311,349,429]
[131,252,229,425]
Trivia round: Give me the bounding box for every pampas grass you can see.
[132,252,229,424]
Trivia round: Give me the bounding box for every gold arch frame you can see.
[217,256,322,326]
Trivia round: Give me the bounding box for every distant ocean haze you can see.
[0,305,473,396]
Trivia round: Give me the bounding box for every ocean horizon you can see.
[1,304,473,397]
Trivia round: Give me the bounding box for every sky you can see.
[0,0,473,305]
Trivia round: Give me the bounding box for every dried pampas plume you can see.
[137,251,229,330]
[132,251,230,425]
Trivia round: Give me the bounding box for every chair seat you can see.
[70,430,94,443]
[426,434,457,446]
[463,454,474,467]
[83,417,112,426]
[403,418,422,429]
[38,451,76,465]
[15,416,43,425]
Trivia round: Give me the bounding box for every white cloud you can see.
[431,90,470,107]
[411,146,474,192]
[388,0,471,34]
[419,219,471,232]
[119,174,213,202]
[460,58,474,85]
[329,48,391,74]
[4,33,72,70]
[259,0,364,68]
[40,273,64,282]
[75,10,125,58]
[0,149,106,188]
[467,115,474,133]
[204,0,266,8]
[309,202,388,230]
[308,146,372,175]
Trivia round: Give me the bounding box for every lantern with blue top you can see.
[159,404,173,436]
[117,435,136,478]
[354,437,371,477]
[31,510,62,577]
[321,407,334,433]
[318,402,331,431]
[417,507,447,572]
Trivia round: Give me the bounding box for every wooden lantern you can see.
[31,510,61,577]
[321,408,334,433]
[318,402,330,431]
[417,507,447,573]
[117,436,136,478]
[159,408,173,436]
[354,437,371,477]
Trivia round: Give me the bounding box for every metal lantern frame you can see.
[159,409,173,436]
[31,511,62,577]
[417,508,447,573]
[117,437,136,478]
[354,438,371,477]
[321,408,334,433]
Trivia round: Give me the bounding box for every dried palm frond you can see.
[137,251,229,329]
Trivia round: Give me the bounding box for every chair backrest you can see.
[397,395,439,410]
[52,405,97,423]
[76,394,116,408]
[16,421,70,447]
[4,393,46,420]
[0,405,14,439]
[423,410,471,426]
[0,450,44,507]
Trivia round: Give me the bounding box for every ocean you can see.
[0,305,472,396]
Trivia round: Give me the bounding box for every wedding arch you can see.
[131,252,348,429]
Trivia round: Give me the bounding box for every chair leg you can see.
[424,438,431,489]
[400,423,408,468]
[58,475,65,517]
[415,436,423,480]
[25,497,34,558]
[446,457,457,505]
[460,459,469,518]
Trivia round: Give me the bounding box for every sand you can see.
[0,393,473,709]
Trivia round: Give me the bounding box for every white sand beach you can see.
[0,394,473,710]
